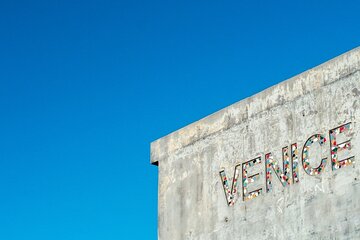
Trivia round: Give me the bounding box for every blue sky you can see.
[0,0,359,239]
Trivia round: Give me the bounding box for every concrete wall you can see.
[151,47,360,240]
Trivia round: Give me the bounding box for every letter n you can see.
[265,146,293,193]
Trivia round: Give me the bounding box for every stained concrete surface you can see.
[151,47,360,240]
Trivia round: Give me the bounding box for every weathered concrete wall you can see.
[151,47,360,240]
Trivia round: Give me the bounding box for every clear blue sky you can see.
[0,0,359,239]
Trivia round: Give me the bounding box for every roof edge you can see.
[150,46,360,165]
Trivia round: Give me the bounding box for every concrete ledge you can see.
[150,46,360,165]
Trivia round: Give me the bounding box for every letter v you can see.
[219,164,241,206]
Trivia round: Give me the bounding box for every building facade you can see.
[151,47,360,240]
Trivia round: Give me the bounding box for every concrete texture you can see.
[151,47,360,240]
